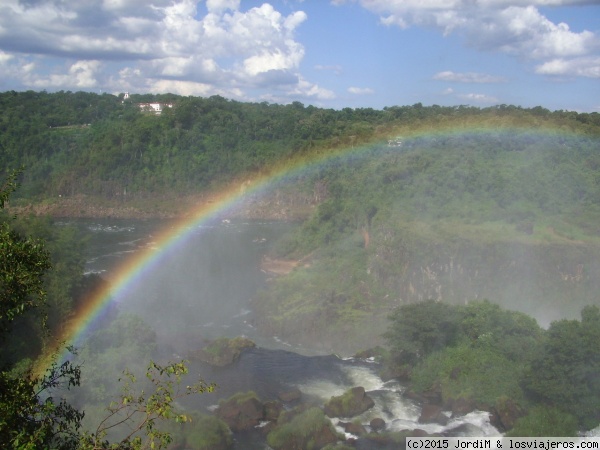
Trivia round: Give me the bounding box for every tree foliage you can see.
[384,300,462,364]
[0,172,212,449]
[80,361,214,450]
[0,354,84,450]
[0,170,51,334]
[385,300,599,433]
[0,171,82,449]
[2,90,599,203]
[524,305,600,429]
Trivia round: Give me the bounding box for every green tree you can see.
[80,361,214,450]
[506,406,578,437]
[0,171,51,334]
[384,300,463,364]
[0,171,213,449]
[0,170,83,449]
[524,306,600,429]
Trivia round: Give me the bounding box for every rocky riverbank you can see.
[7,190,315,221]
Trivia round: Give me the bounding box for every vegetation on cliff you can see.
[384,300,599,435]
[0,176,212,449]
[253,126,600,353]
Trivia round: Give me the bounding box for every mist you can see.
[61,129,600,445]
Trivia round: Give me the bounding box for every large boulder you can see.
[324,386,375,418]
[264,400,284,421]
[214,391,264,432]
[493,396,525,432]
[339,420,367,436]
[267,407,340,450]
[418,404,448,425]
[278,388,302,403]
[370,417,386,432]
[184,414,233,450]
[450,397,477,418]
[193,336,255,367]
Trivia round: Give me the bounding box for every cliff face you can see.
[251,222,600,355]
[368,228,598,322]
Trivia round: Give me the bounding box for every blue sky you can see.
[0,0,598,111]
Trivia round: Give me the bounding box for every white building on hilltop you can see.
[122,93,173,115]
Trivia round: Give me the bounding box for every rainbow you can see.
[36,121,596,374]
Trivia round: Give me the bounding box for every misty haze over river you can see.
[62,217,507,447]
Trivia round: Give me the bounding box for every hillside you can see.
[3,90,600,353]
[251,130,600,353]
[1,91,599,209]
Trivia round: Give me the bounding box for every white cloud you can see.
[27,60,101,89]
[287,75,336,100]
[353,0,599,73]
[433,71,507,83]
[536,57,600,78]
[315,64,343,75]
[258,78,336,104]
[0,0,321,100]
[0,50,14,64]
[348,86,375,95]
[490,6,595,59]
[148,79,243,97]
[458,92,499,103]
[206,0,240,14]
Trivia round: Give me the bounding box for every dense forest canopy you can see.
[1,90,599,202]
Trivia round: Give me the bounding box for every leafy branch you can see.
[81,360,215,450]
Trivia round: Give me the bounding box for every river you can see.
[61,217,500,448]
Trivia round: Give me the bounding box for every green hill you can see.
[252,129,600,354]
[3,90,600,353]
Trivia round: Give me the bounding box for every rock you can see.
[443,423,475,436]
[411,428,433,437]
[193,336,255,367]
[403,389,426,403]
[267,407,340,450]
[264,400,283,421]
[277,388,302,403]
[370,417,386,432]
[421,383,443,404]
[362,431,414,448]
[493,397,525,431]
[214,391,264,432]
[419,404,448,425]
[324,386,375,418]
[340,420,367,436]
[308,423,339,449]
[354,346,387,361]
[184,414,233,450]
[380,361,413,382]
[277,403,312,425]
[256,420,277,436]
[450,397,477,418]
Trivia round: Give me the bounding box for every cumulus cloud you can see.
[458,92,500,103]
[433,71,507,83]
[535,57,600,78]
[0,0,330,99]
[350,0,599,76]
[0,50,14,64]
[348,86,375,95]
[206,0,240,13]
[289,75,336,100]
[27,60,101,89]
